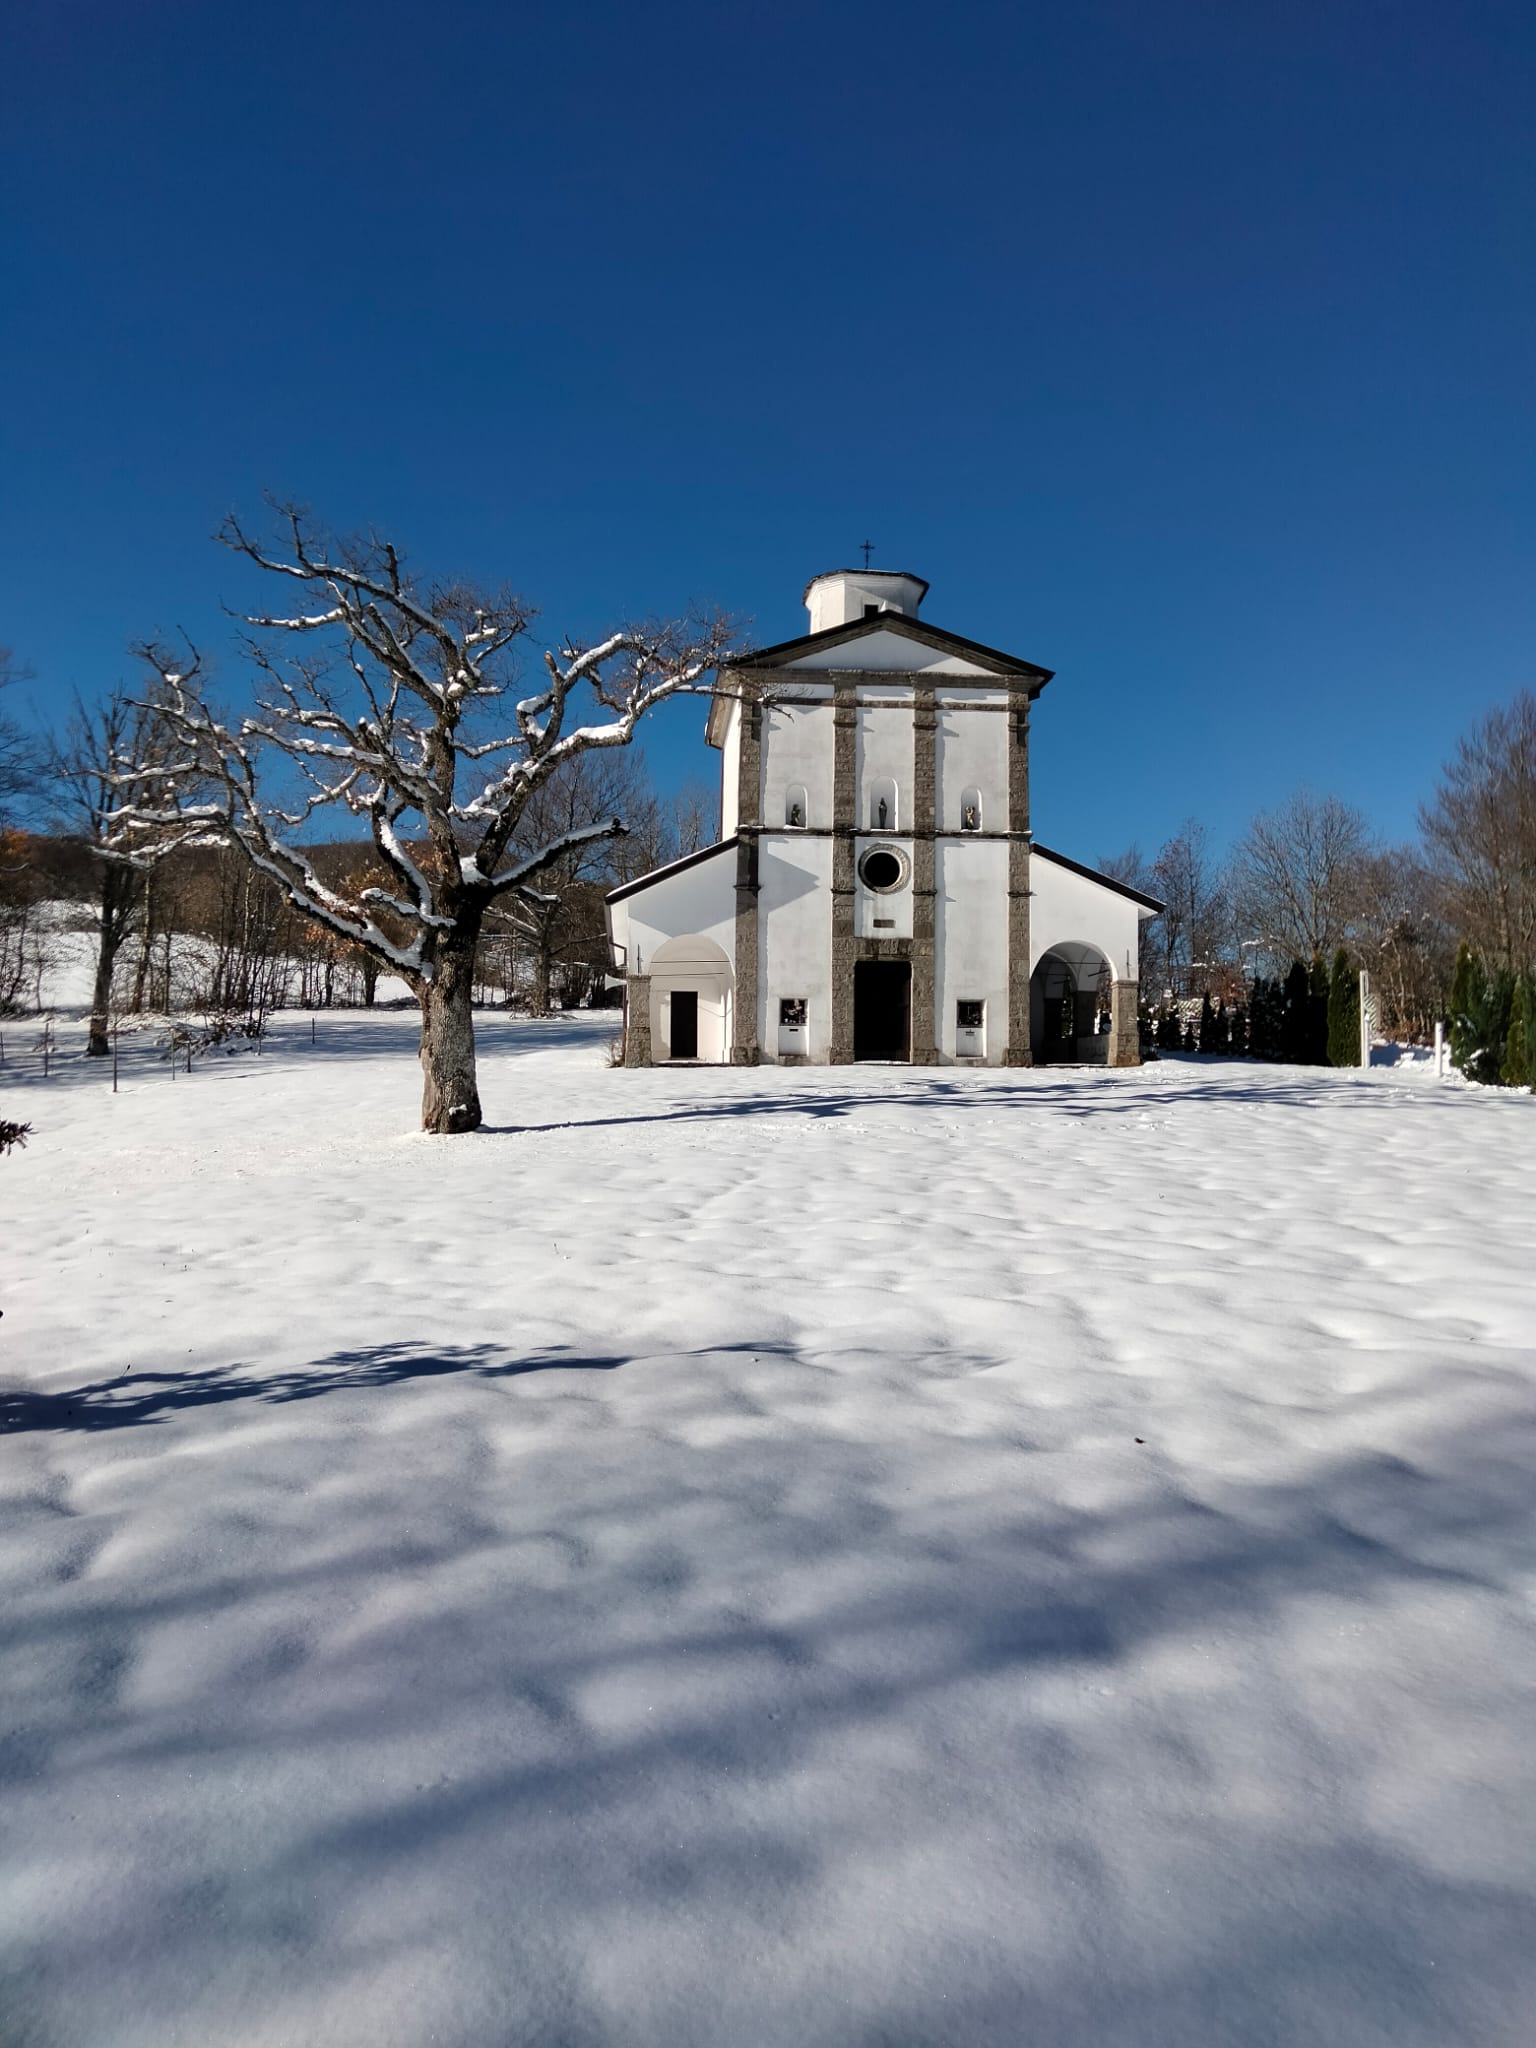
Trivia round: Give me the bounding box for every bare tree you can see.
[1351,845,1454,1040]
[1115,822,1232,997]
[671,781,718,858]
[1420,691,1536,975]
[113,509,734,1130]
[489,749,656,1014]
[0,653,47,1011]
[1230,790,1371,969]
[1098,846,1149,890]
[54,688,186,1055]
[0,649,41,822]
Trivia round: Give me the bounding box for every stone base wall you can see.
[623,975,652,1068]
[1110,979,1141,1067]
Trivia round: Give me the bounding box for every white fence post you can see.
[1433,1018,1446,1078]
[1358,969,1374,1068]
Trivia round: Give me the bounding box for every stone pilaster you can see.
[910,692,938,1064]
[1110,980,1141,1067]
[623,974,651,1067]
[829,682,857,1063]
[1005,693,1033,1065]
[731,686,763,1064]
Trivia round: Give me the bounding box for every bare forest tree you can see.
[1099,827,1232,998]
[114,510,734,1130]
[53,688,189,1054]
[671,781,718,859]
[1150,820,1231,993]
[1420,690,1536,975]
[1230,790,1371,970]
[0,649,40,821]
[484,749,656,1014]
[1349,845,1455,1039]
[0,649,46,1010]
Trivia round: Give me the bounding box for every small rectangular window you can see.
[779,998,807,1027]
[957,1000,985,1031]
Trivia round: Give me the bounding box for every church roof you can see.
[734,610,1054,683]
[605,834,738,905]
[606,834,1163,916]
[1031,842,1165,914]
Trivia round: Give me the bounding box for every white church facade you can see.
[605,567,1160,1068]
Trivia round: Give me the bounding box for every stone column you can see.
[623,974,652,1067]
[731,686,763,1065]
[829,682,857,1064]
[910,691,939,1064]
[1005,693,1033,1066]
[1110,980,1141,1067]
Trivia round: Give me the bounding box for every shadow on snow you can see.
[0,1342,625,1434]
[3,1343,1532,2045]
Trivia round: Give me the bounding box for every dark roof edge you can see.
[731,612,1053,682]
[1032,842,1165,913]
[605,834,739,905]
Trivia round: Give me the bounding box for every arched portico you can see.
[648,935,734,1063]
[1029,943,1113,1065]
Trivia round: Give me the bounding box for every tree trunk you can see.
[531,937,552,1018]
[130,872,154,1013]
[419,937,483,1133]
[86,928,118,1056]
[87,868,128,1056]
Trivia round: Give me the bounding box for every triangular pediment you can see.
[735,612,1052,687]
[789,627,1000,675]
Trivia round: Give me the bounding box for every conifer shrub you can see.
[1446,944,1527,1085]
[1449,942,1485,1072]
[1247,979,1280,1059]
[1197,992,1217,1053]
[1281,961,1312,1063]
[1498,975,1533,1089]
[1327,947,1360,1068]
[1307,956,1331,1064]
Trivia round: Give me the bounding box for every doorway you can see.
[1028,947,1110,1066]
[669,990,699,1059]
[853,959,911,1061]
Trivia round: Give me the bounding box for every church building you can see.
[605,567,1161,1068]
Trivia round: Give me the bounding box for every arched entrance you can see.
[648,935,733,1063]
[1030,944,1113,1066]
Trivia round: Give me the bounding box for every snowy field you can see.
[3,1013,1534,2048]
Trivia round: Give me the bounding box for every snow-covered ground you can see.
[3,1015,1534,2048]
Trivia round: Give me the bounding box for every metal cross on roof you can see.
[860,539,874,569]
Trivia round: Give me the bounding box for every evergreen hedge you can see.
[1327,948,1360,1068]
[1447,943,1533,1089]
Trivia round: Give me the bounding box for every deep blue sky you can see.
[4,0,1532,861]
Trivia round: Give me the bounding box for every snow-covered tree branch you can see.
[110,507,736,1130]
